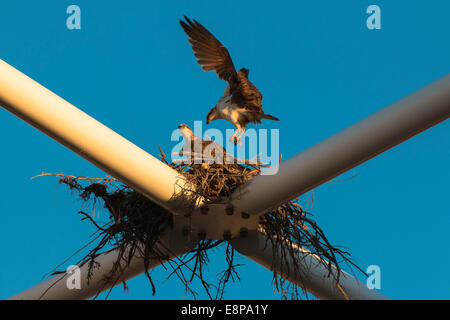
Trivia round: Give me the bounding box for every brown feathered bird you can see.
[177,124,268,167]
[180,16,279,145]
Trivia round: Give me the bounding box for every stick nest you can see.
[38,148,363,300]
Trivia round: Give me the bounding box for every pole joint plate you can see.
[174,204,259,240]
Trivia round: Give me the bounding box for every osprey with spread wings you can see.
[180,16,279,145]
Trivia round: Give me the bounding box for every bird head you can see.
[178,124,194,140]
[178,123,195,148]
[239,68,250,78]
[206,107,218,125]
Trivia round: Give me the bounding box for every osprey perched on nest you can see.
[177,124,267,167]
[177,124,231,164]
[180,16,279,145]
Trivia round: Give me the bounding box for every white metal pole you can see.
[8,230,197,300]
[231,74,450,216]
[231,231,387,300]
[0,58,189,214]
[4,58,445,300]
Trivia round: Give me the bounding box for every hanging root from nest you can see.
[37,148,364,300]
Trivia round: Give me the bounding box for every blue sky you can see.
[0,1,448,300]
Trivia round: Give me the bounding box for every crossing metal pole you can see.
[8,229,197,300]
[230,74,450,216]
[232,231,387,300]
[2,58,447,300]
[0,58,192,215]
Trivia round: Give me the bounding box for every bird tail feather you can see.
[263,114,280,121]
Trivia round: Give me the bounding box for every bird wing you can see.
[234,70,263,112]
[180,16,238,85]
